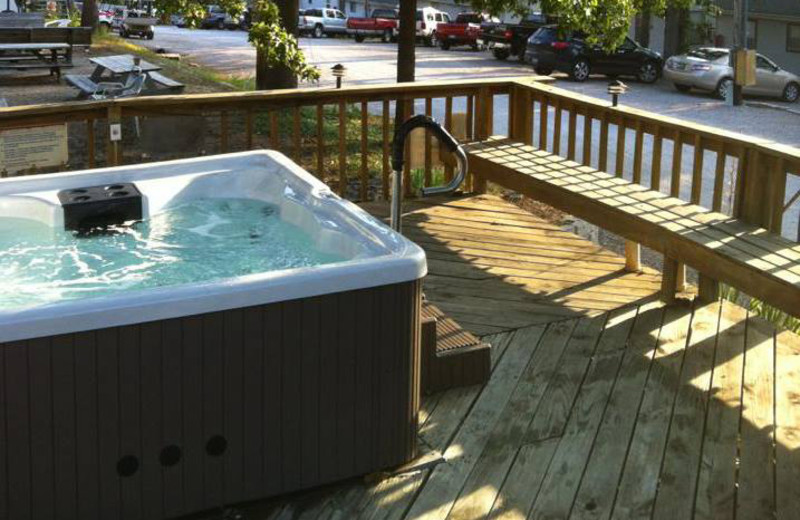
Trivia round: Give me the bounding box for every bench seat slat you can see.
[64,74,98,94]
[465,137,800,317]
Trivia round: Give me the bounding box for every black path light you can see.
[608,79,628,107]
[332,63,347,89]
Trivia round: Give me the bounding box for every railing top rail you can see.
[0,76,539,124]
[514,79,800,165]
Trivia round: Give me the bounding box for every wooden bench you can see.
[64,74,99,95]
[465,137,800,317]
[147,71,184,91]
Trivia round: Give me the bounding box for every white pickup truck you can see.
[298,8,347,38]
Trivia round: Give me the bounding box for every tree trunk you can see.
[256,0,299,90]
[396,0,416,83]
[80,0,97,29]
[663,7,687,58]
[635,11,651,48]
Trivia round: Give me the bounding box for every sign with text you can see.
[0,124,69,175]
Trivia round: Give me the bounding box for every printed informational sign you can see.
[0,124,68,175]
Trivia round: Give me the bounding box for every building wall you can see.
[715,14,800,74]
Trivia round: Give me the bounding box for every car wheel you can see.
[471,42,479,51]
[492,48,509,60]
[354,34,364,43]
[783,82,800,103]
[637,61,659,84]
[382,29,392,43]
[216,20,225,30]
[428,32,437,47]
[674,83,692,93]
[715,77,733,100]
[313,24,323,38]
[440,40,450,50]
[147,31,154,40]
[570,59,590,82]
[535,67,553,76]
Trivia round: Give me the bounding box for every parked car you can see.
[523,26,663,83]
[479,12,555,61]
[664,47,800,102]
[170,13,186,27]
[200,5,240,30]
[415,7,449,47]
[298,7,347,38]
[347,8,398,43]
[438,12,496,50]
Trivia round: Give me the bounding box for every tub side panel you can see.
[29,337,55,520]
[4,341,31,520]
[0,279,422,520]
[241,307,265,501]
[223,309,245,505]
[161,319,185,518]
[140,322,164,520]
[0,343,7,520]
[74,330,100,520]
[181,315,205,514]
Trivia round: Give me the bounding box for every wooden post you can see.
[316,104,325,178]
[473,88,493,194]
[382,99,391,199]
[220,111,229,153]
[698,274,719,303]
[106,105,121,166]
[509,86,532,144]
[339,101,347,196]
[661,257,680,304]
[624,241,641,272]
[86,118,95,168]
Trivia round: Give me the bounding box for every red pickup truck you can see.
[347,8,399,43]
[437,12,496,50]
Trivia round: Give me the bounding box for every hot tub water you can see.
[0,197,345,310]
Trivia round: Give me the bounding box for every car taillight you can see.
[551,41,569,50]
[690,64,712,71]
[504,30,512,40]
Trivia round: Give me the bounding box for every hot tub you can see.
[0,151,426,520]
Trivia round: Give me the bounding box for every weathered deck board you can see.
[361,195,661,335]
[205,195,799,520]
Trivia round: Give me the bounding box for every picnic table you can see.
[65,54,185,98]
[0,42,72,79]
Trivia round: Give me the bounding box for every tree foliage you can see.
[465,0,699,49]
[154,0,319,84]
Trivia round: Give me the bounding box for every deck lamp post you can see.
[332,64,347,89]
[608,80,628,107]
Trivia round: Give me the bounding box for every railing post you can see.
[509,85,532,145]
[105,105,121,166]
[472,87,493,194]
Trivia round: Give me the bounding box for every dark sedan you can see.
[524,26,663,83]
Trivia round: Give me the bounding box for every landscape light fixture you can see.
[608,80,628,107]
[332,63,347,89]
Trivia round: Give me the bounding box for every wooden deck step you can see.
[421,301,491,394]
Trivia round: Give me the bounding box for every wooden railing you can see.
[2,76,799,298]
[0,77,521,201]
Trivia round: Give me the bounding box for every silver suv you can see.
[299,8,347,38]
[664,47,800,102]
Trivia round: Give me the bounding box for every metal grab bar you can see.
[390,115,469,232]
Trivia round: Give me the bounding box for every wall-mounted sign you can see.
[0,124,68,175]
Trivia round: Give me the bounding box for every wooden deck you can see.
[361,194,663,336]
[208,195,800,520]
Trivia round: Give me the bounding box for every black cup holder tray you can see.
[57,182,143,232]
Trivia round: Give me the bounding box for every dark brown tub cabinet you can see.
[0,280,422,520]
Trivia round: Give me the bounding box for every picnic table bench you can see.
[465,137,800,317]
[65,54,184,98]
[0,42,72,78]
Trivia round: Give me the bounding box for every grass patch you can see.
[720,285,800,333]
[92,32,243,93]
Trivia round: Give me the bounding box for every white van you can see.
[416,7,450,47]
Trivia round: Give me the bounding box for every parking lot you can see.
[141,26,800,149]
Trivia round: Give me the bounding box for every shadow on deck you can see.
[200,195,800,520]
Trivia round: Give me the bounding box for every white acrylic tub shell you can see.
[0,151,427,343]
